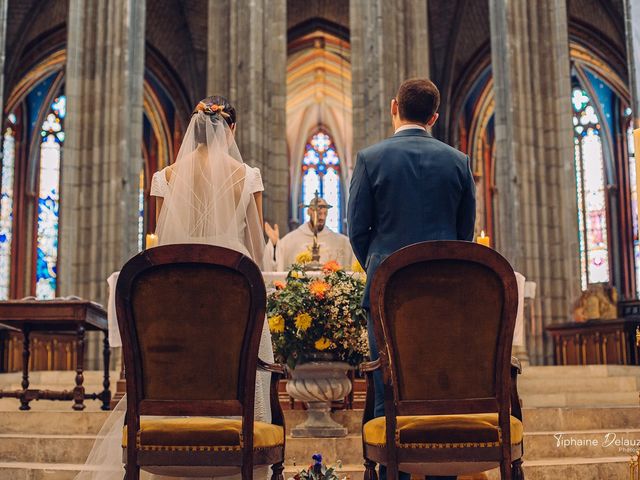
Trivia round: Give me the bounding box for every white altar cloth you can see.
[107,271,526,348]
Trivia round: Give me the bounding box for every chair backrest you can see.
[116,244,266,418]
[370,241,518,417]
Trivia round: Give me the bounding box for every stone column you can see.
[625,0,640,126]
[0,0,7,122]
[207,0,288,229]
[62,0,145,368]
[489,0,580,364]
[350,0,429,155]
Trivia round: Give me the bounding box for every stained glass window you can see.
[301,131,342,232]
[627,118,640,297]
[572,87,609,289]
[0,115,17,300]
[35,95,65,299]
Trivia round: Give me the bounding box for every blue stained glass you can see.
[35,96,65,299]
[303,149,319,165]
[0,124,16,299]
[325,148,339,165]
[310,132,331,153]
[572,86,609,287]
[628,123,640,297]
[324,168,341,232]
[300,131,343,232]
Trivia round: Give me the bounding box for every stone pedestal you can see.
[285,361,351,437]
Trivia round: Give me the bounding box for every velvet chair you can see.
[361,241,524,480]
[116,244,286,480]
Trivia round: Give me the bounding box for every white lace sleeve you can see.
[247,166,264,194]
[150,170,168,198]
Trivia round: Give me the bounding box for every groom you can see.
[347,78,476,480]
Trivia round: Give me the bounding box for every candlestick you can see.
[476,230,491,248]
[145,233,158,249]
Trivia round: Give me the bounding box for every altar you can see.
[106,271,526,349]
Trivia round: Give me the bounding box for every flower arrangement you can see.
[267,260,368,369]
[288,453,347,480]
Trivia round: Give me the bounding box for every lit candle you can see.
[476,230,491,248]
[145,233,158,249]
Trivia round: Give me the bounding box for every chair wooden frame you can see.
[362,241,524,480]
[116,244,286,480]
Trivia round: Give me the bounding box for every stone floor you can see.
[0,365,637,479]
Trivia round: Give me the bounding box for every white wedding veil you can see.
[156,104,264,266]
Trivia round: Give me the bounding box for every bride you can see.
[76,96,274,480]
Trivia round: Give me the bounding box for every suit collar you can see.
[392,128,432,138]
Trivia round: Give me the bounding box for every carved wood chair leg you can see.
[19,328,31,411]
[101,332,111,410]
[500,459,512,479]
[364,459,378,480]
[124,464,140,480]
[271,461,285,480]
[512,458,525,479]
[73,325,86,411]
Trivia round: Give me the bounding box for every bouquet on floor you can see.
[267,260,368,369]
[289,454,347,480]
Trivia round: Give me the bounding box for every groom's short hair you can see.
[396,79,440,124]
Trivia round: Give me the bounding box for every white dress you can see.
[151,164,274,425]
[76,164,274,480]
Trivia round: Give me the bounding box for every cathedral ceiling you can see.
[287,0,349,32]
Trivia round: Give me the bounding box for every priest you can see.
[263,197,354,271]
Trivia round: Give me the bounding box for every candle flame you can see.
[480,230,486,238]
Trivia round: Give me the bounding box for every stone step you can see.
[286,434,362,465]
[521,365,640,378]
[0,434,95,464]
[523,428,640,460]
[519,375,640,393]
[0,410,110,435]
[1,405,636,437]
[522,390,639,407]
[485,456,633,480]
[521,406,640,431]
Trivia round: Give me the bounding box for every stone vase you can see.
[286,360,352,437]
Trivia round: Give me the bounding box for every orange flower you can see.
[322,260,342,273]
[309,280,331,299]
[274,280,286,290]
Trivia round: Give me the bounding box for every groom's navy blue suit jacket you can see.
[348,128,476,309]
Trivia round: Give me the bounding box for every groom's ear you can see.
[427,113,439,127]
[390,98,399,116]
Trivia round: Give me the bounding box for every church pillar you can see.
[207,0,288,230]
[0,0,7,121]
[625,0,640,125]
[489,0,580,364]
[60,0,145,366]
[349,0,430,154]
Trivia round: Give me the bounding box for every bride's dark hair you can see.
[192,95,237,143]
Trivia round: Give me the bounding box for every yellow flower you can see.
[315,337,331,351]
[309,280,331,299]
[290,270,303,279]
[295,312,313,331]
[268,315,285,333]
[351,259,365,273]
[295,251,313,264]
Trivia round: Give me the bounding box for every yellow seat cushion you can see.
[122,417,284,452]
[363,414,523,449]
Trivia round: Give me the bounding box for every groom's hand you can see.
[265,222,280,246]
